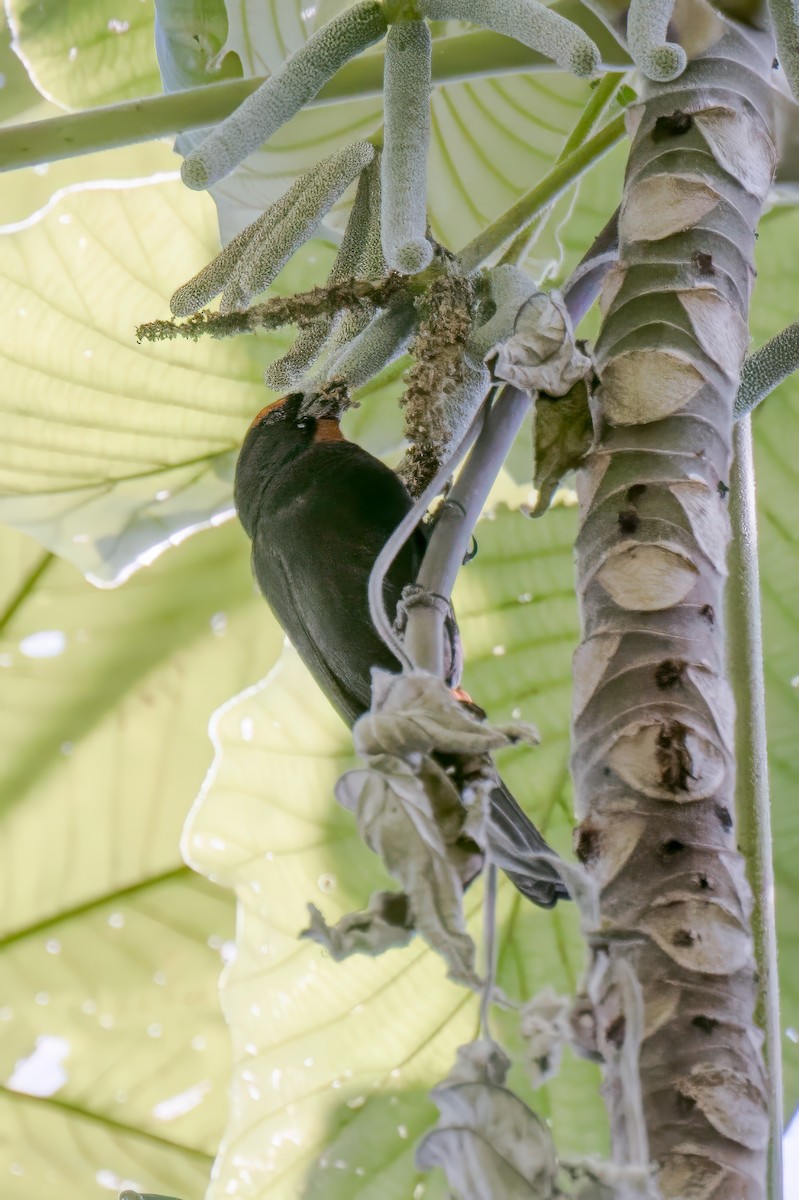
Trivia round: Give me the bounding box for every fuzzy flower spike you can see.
[181,0,388,189]
[381,19,433,274]
[171,141,374,317]
[626,0,686,83]
[265,153,385,389]
[418,0,600,78]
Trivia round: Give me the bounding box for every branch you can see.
[0,22,629,175]
[457,113,626,271]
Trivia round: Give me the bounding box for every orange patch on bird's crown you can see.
[247,395,289,432]
[313,418,345,443]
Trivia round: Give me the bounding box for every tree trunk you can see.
[570,15,777,1199]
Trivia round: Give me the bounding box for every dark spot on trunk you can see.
[656,720,694,791]
[618,507,639,533]
[606,1015,626,1048]
[700,604,715,625]
[655,659,685,688]
[696,874,711,890]
[574,824,600,865]
[773,58,779,69]
[626,483,646,502]
[652,110,693,141]
[672,928,696,947]
[714,804,733,830]
[717,480,729,499]
[676,1090,697,1116]
[662,838,685,856]
[692,1014,718,1034]
[692,251,714,276]
[382,893,413,927]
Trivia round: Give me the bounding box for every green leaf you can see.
[6,0,162,109]
[0,177,322,579]
[183,505,606,1199]
[0,518,286,1197]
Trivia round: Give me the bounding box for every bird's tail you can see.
[487,778,569,909]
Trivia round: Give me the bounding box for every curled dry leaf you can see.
[301,891,415,960]
[416,1038,558,1198]
[354,669,539,759]
[494,290,593,397]
[335,757,481,987]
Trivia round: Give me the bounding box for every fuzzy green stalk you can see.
[467,265,539,358]
[221,141,374,311]
[419,0,600,76]
[265,158,380,389]
[318,300,417,391]
[381,20,434,274]
[626,0,686,82]
[727,417,783,1197]
[181,0,388,189]
[735,321,799,417]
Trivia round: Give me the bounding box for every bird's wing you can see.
[251,443,423,725]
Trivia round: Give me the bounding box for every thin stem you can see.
[0,23,629,175]
[457,112,626,271]
[727,417,783,1200]
[499,70,624,269]
[479,865,498,1040]
[559,69,626,160]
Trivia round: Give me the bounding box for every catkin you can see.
[181,0,388,189]
[467,265,539,359]
[319,300,416,391]
[265,158,380,388]
[221,141,374,312]
[626,0,687,82]
[419,0,600,77]
[381,20,433,274]
[170,188,298,317]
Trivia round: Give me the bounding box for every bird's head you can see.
[234,391,346,536]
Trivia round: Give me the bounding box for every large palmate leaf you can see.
[183,504,607,1200]
[0,175,327,581]
[0,518,284,1198]
[5,0,163,108]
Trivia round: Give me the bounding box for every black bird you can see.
[234,392,567,908]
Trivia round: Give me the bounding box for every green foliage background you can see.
[0,3,796,1197]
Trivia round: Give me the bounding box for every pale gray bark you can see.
[571,17,778,1199]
